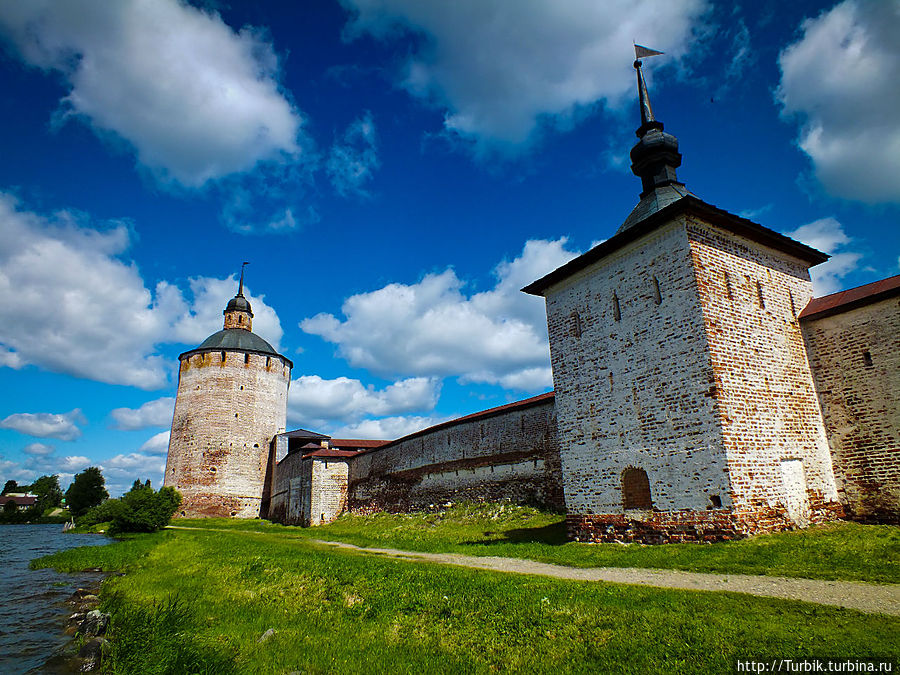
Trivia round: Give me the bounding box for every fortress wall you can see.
[544,218,735,542]
[310,459,350,526]
[347,396,563,513]
[687,218,842,532]
[164,350,290,518]
[802,296,900,522]
[270,453,348,526]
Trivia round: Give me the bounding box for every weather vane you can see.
[238,261,249,296]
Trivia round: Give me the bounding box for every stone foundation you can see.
[569,494,844,544]
[174,492,262,519]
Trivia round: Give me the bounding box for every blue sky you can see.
[0,0,897,496]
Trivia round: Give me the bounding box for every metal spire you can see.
[635,59,656,129]
[238,262,249,297]
[633,44,664,137]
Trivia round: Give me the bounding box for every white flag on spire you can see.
[634,44,664,59]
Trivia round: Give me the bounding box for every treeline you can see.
[2,467,181,533]
[1,474,67,524]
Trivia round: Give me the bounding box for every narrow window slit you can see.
[571,311,583,338]
[612,293,621,322]
[651,276,662,305]
[863,351,873,367]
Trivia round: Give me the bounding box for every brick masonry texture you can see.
[269,396,563,525]
[164,349,290,518]
[545,218,732,522]
[543,214,843,543]
[801,296,900,522]
[270,456,349,526]
[348,397,563,513]
[687,218,841,530]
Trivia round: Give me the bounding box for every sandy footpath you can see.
[315,539,900,617]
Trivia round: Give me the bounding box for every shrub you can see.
[80,498,128,527]
[110,485,182,534]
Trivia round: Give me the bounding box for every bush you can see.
[80,498,128,527]
[110,485,182,534]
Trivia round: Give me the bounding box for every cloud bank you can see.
[340,0,706,152]
[0,193,283,389]
[0,409,85,441]
[302,238,578,391]
[0,0,304,188]
[778,0,900,204]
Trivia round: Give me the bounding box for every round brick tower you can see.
[164,268,292,518]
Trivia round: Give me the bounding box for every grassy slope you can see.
[173,503,900,583]
[33,527,900,674]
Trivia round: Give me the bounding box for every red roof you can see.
[1,495,36,506]
[329,439,390,449]
[302,448,363,459]
[800,275,900,321]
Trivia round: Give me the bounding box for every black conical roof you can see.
[225,293,252,316]
[196,328,278,354]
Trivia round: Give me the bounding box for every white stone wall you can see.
[310,459,349,526]
[544,218,731,518]
[164,349,290,518]
[347,397,562,511]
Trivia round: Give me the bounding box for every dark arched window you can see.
[622,468,653,510]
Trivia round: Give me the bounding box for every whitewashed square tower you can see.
[523,53,842,542]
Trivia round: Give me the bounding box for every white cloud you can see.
[301,238,578,390]
[0,193,284,389]
[59,456,93,472]
[22,442,54,457]
[0,455,36,483]
[0,409,85,441]
[785,217,862,295]
[167,275,283,350]
[288,375,439,428]
[327,111,380,197]
[777,0,900,203]
[340,0,706,152]
[110,397,175,430]
[329,415,448,440]
[787,217,850,255]
[138,431,171,456]
[100,452,166,497]
[0,0,304,188]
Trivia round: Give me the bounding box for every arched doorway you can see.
[622,467,653,510]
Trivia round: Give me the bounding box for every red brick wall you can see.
[802,296,900,522]
[687,218,842,529]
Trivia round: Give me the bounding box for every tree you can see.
[65,467,108,518]
[110,484,181,534]
[31,475,63,512]
[2,480,17,495]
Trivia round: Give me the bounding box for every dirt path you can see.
[312,540,900,617]
[166,527,899,616]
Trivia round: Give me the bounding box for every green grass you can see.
[32,532,164,572]
[173,503,900,583]
[34,527,900,674]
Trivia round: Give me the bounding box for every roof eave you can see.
[522,196,829,296]
[178,346,294,369]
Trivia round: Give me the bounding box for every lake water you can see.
[0,524,110,674]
